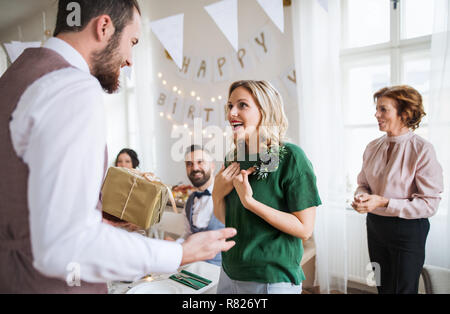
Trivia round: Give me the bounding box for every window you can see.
[343,0,390,49]
[341,0,435,207]
[401,0,435,40]
[103,71,139,162]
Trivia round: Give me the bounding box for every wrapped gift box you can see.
[101,167,173,230]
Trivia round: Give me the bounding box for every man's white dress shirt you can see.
[176,181,214,243]
[9,38,182,283]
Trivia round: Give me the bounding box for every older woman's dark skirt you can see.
[366,213,430,294]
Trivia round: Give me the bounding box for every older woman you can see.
[352,85,443,294]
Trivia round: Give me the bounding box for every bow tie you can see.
[193,190,211,199]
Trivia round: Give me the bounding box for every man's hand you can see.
[181,228,237,265]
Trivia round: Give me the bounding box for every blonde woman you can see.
[212,80,322,294]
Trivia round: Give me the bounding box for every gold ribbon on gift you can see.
[121,168,178,215]
[120,175,138,220]
[142,172,178,214]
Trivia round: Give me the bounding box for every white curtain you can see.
[133,0,158,172]
[427,0,450,269]
[292,0,348,293]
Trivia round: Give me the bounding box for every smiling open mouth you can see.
[231,121,244,131]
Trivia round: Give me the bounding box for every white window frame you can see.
[341,0,432,84]
[340,0,433,210]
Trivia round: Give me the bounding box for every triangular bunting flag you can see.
[204,0,239,52]
[256,0,284,33]
[317,0,329,12]
[150,14,184,69]
[4,41,42,63]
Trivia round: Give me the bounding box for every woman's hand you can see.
[212,163,241,200]
[351,193,389,214]
[232,167,256,209]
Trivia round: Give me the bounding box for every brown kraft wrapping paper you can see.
[101,167,173,230]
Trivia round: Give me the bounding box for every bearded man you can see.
[0,0,235,293]
[165,145,224,266]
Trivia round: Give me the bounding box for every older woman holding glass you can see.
[352,85,443,294]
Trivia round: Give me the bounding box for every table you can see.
[108,261,221,294]
[166,203,185,214]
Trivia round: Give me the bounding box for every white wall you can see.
[103,91,131,167]
[0,3,56,43]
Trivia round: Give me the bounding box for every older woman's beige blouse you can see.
[356,131,443,219]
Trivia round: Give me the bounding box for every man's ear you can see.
[94,15,115,42]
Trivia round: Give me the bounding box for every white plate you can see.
[126,280,184,294]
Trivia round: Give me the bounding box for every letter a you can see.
[67,2,81,27]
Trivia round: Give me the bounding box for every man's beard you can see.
[91,32,123,94]
[188,170,211,188]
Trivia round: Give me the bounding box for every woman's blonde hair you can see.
[226,80,289,155]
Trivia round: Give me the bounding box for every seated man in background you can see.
[166,145,224,266]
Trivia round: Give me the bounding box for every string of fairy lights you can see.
[156,72,230,139]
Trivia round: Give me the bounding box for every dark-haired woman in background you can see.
[115,148,140,169]
[352,85,443,294]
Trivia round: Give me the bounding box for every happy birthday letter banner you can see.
[148,0,288,64]
[204,0,239,52]
[155,63,297,129]
[256,0,284,33]
[150,14,185,69]
[156,84,227,129]
[175,24,274,83]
